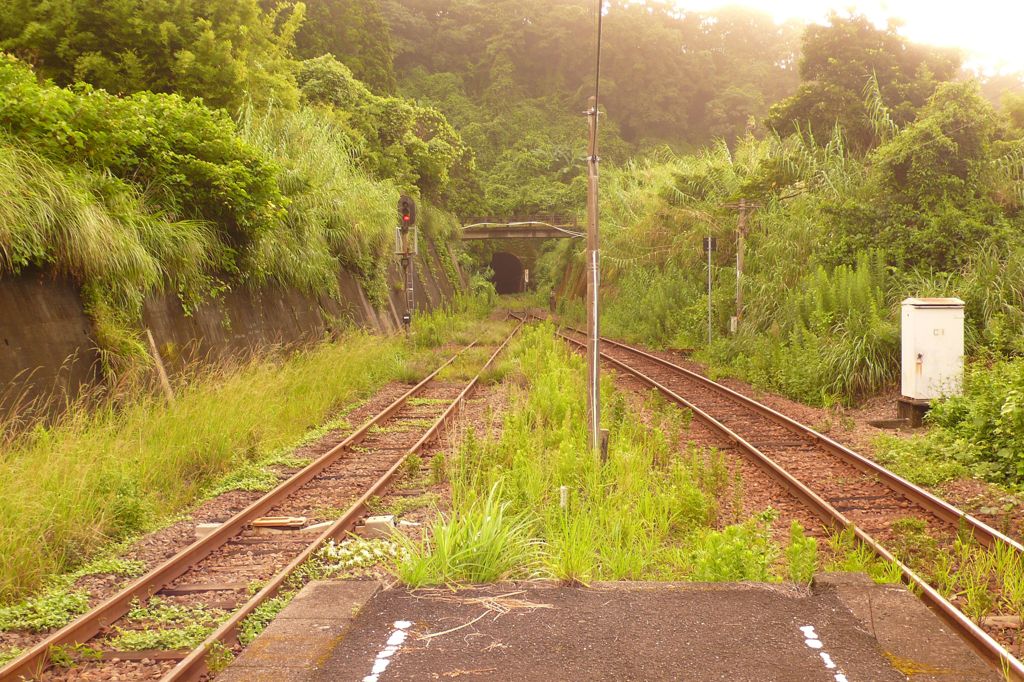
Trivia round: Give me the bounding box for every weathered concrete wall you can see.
[385,236,466,322]
[0,269,101,413]
[0,236,463,409]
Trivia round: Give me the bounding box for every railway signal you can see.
[396,195,418,331]
[398,195,416,228]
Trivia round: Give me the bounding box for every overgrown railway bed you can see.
[553,321,1024,679]
[0,322,522,682]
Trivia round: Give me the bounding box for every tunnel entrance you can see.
[490,252,525,294]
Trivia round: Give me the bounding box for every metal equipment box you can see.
[900,298,965,400]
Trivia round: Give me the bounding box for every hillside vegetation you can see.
[0,4,475,377]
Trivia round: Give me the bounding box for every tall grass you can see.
[698,252,899,405]
[580,134,900,406]
[237,105,396,304]
[398,324,812,585]
[0,139,220,374]
[0,332,409,602]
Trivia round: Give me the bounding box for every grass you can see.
[0,297,498,606]
[0,332,408,603]
[397,484,544,586]
[0,140,219,365]
[237,105,395,303]
[826,529,904,584]
[396,322,818,586]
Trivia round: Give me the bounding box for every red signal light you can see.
[397,195,416,227]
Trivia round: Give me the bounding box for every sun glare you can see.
[677,0,1024,74]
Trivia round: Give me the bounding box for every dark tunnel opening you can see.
[490,252,525,294]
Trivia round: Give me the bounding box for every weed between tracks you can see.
[395,323,822,586]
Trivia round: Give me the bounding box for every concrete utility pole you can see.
[586,94,601,456]
[704,235,715,345]
[735,198,747,327]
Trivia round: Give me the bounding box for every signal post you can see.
[396,195,417,331]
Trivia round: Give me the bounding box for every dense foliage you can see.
[0,56,282,246]
[768,13,960,151]
[0,0,303,110]
[0,2,478,375]
[291,0,397,92]
[548,48,1024,408]
[385,0,802,216]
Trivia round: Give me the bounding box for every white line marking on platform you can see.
[799,624,850,681]
[362,620,415,682]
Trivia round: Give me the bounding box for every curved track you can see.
[555,323,1024,680]
[0,321,522,682]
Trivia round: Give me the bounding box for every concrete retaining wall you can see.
[0,236,463,412]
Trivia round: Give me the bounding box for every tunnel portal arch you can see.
[490,252,525,294]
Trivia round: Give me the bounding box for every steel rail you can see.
[563,322,1023,553]
[556,327,1024,680]
[162,319,524,681]
[0,328,506,682]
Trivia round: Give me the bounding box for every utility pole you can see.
[586,94,601,457]
[735,198,747,328]
[704,235,717,345]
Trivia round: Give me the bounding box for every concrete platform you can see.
[219,576,999,682]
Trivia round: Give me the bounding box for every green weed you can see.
[108,624,213,651]
[370,492,440,517]
[398,324,796,587]
[397,484,543,586]
[125,597,226,627]
[0,589,90,633]
[429,453,448,485]
[888,517,939,571]
[827,529,902,584]
[786,522,819,585]
[238,594,292,647]
[205,641,234,674]
[683,510,780,582]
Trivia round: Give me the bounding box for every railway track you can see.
[0,320,522,682]
[553,322,1024,679]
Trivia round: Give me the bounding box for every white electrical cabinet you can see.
[900,298,965,400]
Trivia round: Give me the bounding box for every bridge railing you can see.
[462,214,580,228]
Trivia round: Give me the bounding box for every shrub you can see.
[0,56,283,247]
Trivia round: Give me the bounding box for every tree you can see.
[828,82,1015,270]
[381,0,802,217]
[291,0,397,93]
[768,13,960,152]
[296,55,471,199]
[0,0,303,110]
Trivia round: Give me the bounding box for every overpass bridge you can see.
[460,214,583,241]
[459,217,582,294]
[460,221,583,241]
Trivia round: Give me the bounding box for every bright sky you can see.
[678,0,1024,75]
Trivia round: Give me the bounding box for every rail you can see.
[552,321,1024,680]
[0,320,524,682]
